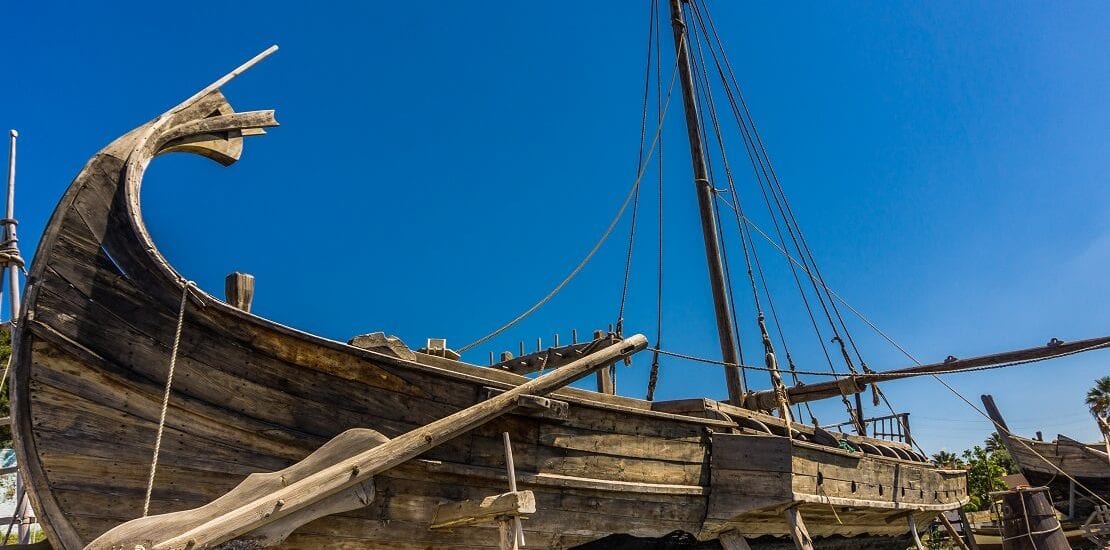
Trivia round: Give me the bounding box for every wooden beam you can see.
[224,272,255,312]
[746,335,1110,409]
[593,330,615,395]
[430,490,535,530]
[86,334,648,550]
[719,529,753,550]
[907,512,924,550]
[937,513,970,550]
[783,507,814,550]
[957,508,981,550]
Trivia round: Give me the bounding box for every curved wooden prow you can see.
[9,47,281,550]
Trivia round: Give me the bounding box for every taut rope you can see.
[142,281,193,517]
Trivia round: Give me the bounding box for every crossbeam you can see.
[430,490,535,530]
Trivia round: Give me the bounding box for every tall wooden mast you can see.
[666,0,745,404]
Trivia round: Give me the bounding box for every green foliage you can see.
[961,445,1007,512]
[931,450,963,469]
[1087,376,1110,438]
[983,432,1018,474]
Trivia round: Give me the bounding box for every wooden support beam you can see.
[957,508,981,550]
[429,490,535,530]
[937,513,970,550]
[783,507,814,550]
[224,272,255,312]
[907,512,924,550]
[746,335,1110,409]
[87,334,648,550]
[497,517,517,550]
[1069,478,1077,520]
[719,529,753,550]
[593,330,615,395]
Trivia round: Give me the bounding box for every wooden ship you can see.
[8,2,1110,549]
[982,395,1110,521]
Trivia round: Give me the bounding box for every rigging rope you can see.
[647,0,665,401]
[616,0,661,336]
[687,0,857,427]
[459,61,680,354]
[142,281,193,518]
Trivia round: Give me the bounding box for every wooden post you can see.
[783,507,815,550]
[719,529,753,550]
[1069,478,1077,520]
[937,513,970,550]
[497,516,516,550]
[907,512,925,550]
[593,330,614,395]
[502,433,524,547]
[665,0,745,404]
[224,272,255,312]
[4,129,29,546]
[957,508,981,550]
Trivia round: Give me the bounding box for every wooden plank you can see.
[784,506,815,550]
[430,490,535,529]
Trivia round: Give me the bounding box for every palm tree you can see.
[932,450,962,469]
[1086,376,1110,459]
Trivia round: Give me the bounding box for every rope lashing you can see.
[142,280,193,517]
[0,218,25,270]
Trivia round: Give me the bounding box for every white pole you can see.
[5,129,20,320]
[502,433,524,548]
[5,129,30,545]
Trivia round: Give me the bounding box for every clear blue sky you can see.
[4,2,1108,454]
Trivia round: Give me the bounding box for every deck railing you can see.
[823,412,913,446]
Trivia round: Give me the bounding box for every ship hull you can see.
[11,88,966,549]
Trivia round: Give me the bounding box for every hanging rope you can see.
[458,62,680,354]
[142,281,193,518]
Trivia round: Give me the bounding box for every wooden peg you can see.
[572,329,578,344]
[224,272,255,312]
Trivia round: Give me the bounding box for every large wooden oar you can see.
[88,334,648,550]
